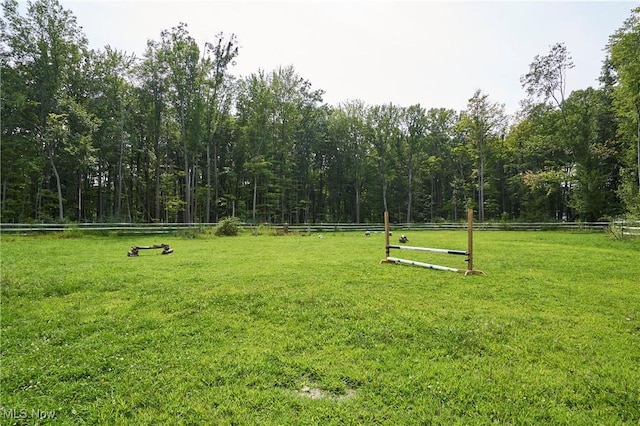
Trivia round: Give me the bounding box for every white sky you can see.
[56,0,636,114]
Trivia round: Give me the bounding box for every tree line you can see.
[1,0,639,224]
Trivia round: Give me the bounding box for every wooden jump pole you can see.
[381,210,392,263]
[384,210,390,258]
[464,208,484,275]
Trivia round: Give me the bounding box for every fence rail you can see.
[622,225,640,237]
[1,220,639,235]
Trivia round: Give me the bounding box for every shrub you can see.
[56,227,84,239]
[215,217,241,236]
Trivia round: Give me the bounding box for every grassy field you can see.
[1,229,639,425]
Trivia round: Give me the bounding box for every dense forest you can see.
[1,0,639,224]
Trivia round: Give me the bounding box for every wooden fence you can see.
[1,220,638,235]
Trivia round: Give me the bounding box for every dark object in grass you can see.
[399,235,408,243]
[128,244,173,256]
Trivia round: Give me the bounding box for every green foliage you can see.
[214,216,241,236]
[618,181,640,217]
[459,90,508,222]
[1,232,639,423]
[608,7,640,215]
[1,2,640,224]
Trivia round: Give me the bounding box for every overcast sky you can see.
[57,0,636,114]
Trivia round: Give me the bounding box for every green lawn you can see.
[1,230,639,424]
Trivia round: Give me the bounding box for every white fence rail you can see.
[622,225,640,237]
[1,220,639,235]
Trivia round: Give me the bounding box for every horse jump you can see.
[127,244,173,256]
[381,209,484,275]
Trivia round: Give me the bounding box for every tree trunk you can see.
[214,140,220,222]
[192,162,198,222]
[281,171,285,224]
[355,185,361,224]
[252,174,258,225]
[47,145,64,220]
[430,176,435,221]
[77,172,82,221]
[406,167,413,223]
[142,138,152,222]
[206,143,211,222]
[382,181,388,215]
[154,153,161,222]
[116,107,125,219]
[154,90,162,222]
[182,122,191,224]
[478,136,485,222]
[115,145,123,219]
[1,172,8,214]
[97,160,103,220]
[636,108,640,187]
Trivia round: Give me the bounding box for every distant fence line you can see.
[1,220,639,236]
[621,225,640,237]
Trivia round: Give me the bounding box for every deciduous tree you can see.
[459,90,507,222]
[608,7,640,215]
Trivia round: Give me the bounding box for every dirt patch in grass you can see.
[297,386,356,400]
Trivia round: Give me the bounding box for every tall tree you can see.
[291,86,325,223]
[236,66,323,224]
[367,103,401,217]
[1,0,92,220]
[236,70,274,224]
[399,104,427,222]
[420,108,457,221]
[564,88,622,220]
[1,2,42,221]
[521,42,575,117]
[459,90,507,222]
[137,39,169,221]
[201,33,238,222]
[608,7,640,215]
[271,66,305,223]
[89,46,136,220]
[159,23,205,223]
[327,100,369,222]
[506,104,568,220]
[521,42,576,218]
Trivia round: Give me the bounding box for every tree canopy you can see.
[1,0,639,223]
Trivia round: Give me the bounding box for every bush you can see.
[215,217,241,236]
[56,227,84,239]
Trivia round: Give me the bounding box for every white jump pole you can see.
[386,256,461,273]
[386,245,467,256]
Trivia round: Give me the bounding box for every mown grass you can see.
[1,230,639,424]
